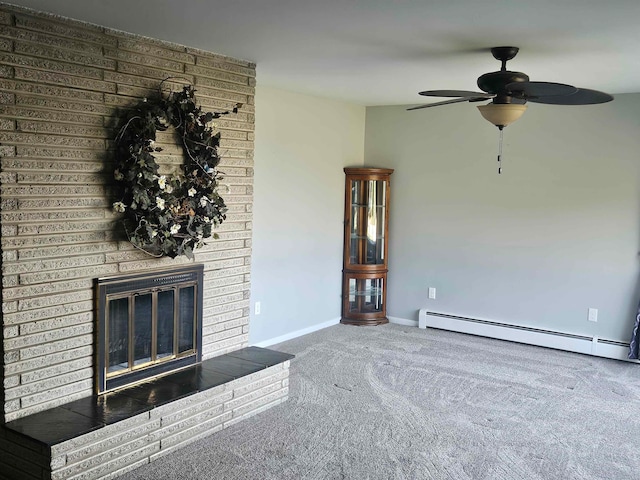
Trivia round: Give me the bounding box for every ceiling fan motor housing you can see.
[477,71,530,100]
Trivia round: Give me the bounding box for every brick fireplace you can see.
[0,5,290,479]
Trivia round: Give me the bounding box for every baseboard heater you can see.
[418,309,637,362]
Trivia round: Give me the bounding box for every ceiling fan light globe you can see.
[477,103,527,128]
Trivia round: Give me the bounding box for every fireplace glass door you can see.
[97,265,203,393]
[106,285,196,376]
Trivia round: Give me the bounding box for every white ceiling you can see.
[6,0,640,106]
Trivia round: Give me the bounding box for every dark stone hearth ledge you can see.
[5,347,294,447]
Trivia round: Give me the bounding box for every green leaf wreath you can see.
[113,82,240,259]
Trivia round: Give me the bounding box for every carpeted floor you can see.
[119,324,640,480]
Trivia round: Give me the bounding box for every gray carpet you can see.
[119,324,640,480]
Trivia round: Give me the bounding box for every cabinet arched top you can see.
[344,167,394,176]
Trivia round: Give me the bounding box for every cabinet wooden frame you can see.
[341,167,393,325]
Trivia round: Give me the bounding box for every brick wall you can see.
[0,5,256,422]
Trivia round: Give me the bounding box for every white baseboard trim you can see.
[418,309,638,363]
[388,316,419,327]
[251,317,341,348]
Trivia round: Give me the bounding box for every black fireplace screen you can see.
[96,264,203,393]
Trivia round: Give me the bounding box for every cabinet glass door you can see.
[347,276,384,314]
[349,179,387,266]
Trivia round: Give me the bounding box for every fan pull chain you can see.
[497,126,504,174]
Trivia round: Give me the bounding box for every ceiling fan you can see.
[408,46,614,173]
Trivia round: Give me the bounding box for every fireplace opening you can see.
[96,264,204,394]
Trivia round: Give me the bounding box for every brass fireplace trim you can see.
[96,264,204,394]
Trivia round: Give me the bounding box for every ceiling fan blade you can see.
[526,88,614,105]
[419,90,494,98]
[407,97,491,111]
[506,81,578,99]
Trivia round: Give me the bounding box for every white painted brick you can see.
[14,41,116,70]
[224,396,287,428]
[3,375,19,389]
[203,298,250,317]
[6,367,92,401]
[14,14,115,46]
[21,357,92,384]
[64,419,158,464]
[202,316,248,336]
[3,232,108,250]
[151,404,225,441]
[205,326,244,343]
[98,458,150,480]
[4,302,93,326]
[117,38,195,63]
[228,364,284,390]
[233,369,288,398]
[5,389,90,422]
[14,66,115,93]
[231,387,289,419]
[4,345,92,376]
[201,333,249,357]
[226,380,284,411]
[52,414,154,456]
[158,411,231,451]
[3,325,18,338]
[160,390,232,427]
[204,273,246,287]
[19,264,118,285]
[53,441,160,480]
[150,384,228,420]
[18,334,93,360]
[15,312,92,335]
[7,322,93,348]
[202,308,244,327]
[50,455,66,470]
[18,290,94,312]
[203,291,246,307]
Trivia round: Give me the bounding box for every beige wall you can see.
[249,86,365,345]
[0,5,255,421]
[365,95,640,342]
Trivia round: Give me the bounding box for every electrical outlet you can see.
[428,287,436,300]
[254,301,261,315]
[588,308,598,322]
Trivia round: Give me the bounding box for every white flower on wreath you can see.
[165,184,173,194]
[156,175,167,190]
[114,170,124,181]
[156,197,165,210]
[170,224,181,234]
[203,216,211,223]
[188,187,197,197]
[112,201,126,213]
[200,197,209,207]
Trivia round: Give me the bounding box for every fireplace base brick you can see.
[0,347,293,480]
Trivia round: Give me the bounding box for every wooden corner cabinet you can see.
[341,167,393,326]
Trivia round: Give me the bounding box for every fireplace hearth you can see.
[96,265,204,393]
